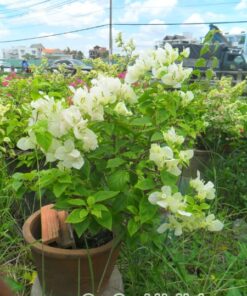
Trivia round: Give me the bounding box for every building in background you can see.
[156,33,198,48]
[42,48,73,60]
[30,43,45,57]
[89,46,109,59]
[2,46,41,59]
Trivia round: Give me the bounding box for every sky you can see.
[0,0,247,57]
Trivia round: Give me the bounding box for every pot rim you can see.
[23,209,118,258]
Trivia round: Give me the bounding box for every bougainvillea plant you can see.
[15,42,223,243]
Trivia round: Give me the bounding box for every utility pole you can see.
[109,0,113,64]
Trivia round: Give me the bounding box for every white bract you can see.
[190,171,216,200]
[179,91,194,106]
[163,127,185,145]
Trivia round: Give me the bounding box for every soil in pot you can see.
[23,210,120,296]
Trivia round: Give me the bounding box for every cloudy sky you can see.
[0,0,246,56]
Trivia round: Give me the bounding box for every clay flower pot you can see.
[23,209,120,296]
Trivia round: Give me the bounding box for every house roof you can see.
[31,43,45,49]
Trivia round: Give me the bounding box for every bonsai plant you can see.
[14,43,223,296]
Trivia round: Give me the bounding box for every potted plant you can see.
[14,43,223,296]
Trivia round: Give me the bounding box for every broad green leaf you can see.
[80,209,89,219]
[87,196,95,206]
[53,183,68,198]
[135,178,155,190]
[92,191,120,203]
[195,58,206,68]
[107,170,130,191]
[66,209,88,224]
[127,219,140,236]
[95,209,112,230]
[67,199,86,206]
[151,131,163,142]
[139,198,156,223]
[160,169,178,186]
[35,131,52,152]
[156,110,169,124]
[130,116,152,126]
[127,205,138,215]
[200,44,210,56]
[73,219,90,238]
[106,158,126,169]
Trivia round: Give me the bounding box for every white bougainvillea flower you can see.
[179,91,194,107]
[79,128,98,152]
[114,102,133,116]
[48,112,70,138]
[163,127,184,145]
[149,144,173,169]
[120,84,137,104]
[161,63,192,88]
[165,158,181,176]
[55,139,84,169]
[73,120,89,140]
[190,171,216,200]
[62,106,82,127]
[157,216,183,236]
[179,149,194,163]
[17,136,35,151]
[45,139,62,162]
[149,186,190,215]
[205,214,224,232]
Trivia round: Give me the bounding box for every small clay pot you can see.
[23,210,120,296]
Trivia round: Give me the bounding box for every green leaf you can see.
[95,209,112,230]
[135,178,155,190]
[127,219,140,236]
[12,180,23,191]
[87,196,95,206]
[80,209,89,219]
[206,69,214,80]
[127,205,138,215]
[92,191,120,203]
[151,131,163,142]
[35,131,52,152]
[106,158,126,169]
[195,58,206,68]
[200,203,210,210]
[160,169,178,186]
[67,199,86,206]
[139,198,156,223]
[156,110,169,124]
[73,219,90,238]
[130,116,152,126]
[91,204,109,218]
[200,44,210,56]
[53,183,68,198]
[66,209,88,224]
[107,170,130,191]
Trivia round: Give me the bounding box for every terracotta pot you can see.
[23,210,120,296]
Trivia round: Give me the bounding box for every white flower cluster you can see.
[17,95,98,170]
[70,75,137,120]
[149,181,223,236]
[125,43,192,88]
[17,75,137,170]
[150,127,193,176]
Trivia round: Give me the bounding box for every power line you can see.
[0,0,55,14]
[1,20,247,44]
[114,20,247,26]
[0,24,108,43]
[0,0,77,18]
